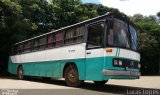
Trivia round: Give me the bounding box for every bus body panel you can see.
[10,43,86,63]
[86,48,104,80]
[8,43,86,79]
[85,48,140,80]
[8,58,19,75]
[8,46,140,80]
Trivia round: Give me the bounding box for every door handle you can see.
[86,52,91,54]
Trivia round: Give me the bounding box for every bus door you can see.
[85,22,105,80]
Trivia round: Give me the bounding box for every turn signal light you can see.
[106,48,112,52]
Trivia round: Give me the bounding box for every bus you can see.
[8,13,140,87]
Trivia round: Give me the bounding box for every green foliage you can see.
[51,0,82,28]
[131,14,160,75]
[157,12,160,17]
[0,0,25,74]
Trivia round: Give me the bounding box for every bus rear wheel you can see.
[93,80,108,85]
[64,65,83,87]
[17,66,24,80]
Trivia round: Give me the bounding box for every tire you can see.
[17,66,24,80]
[93,80,108,86]
[64,65,83,87]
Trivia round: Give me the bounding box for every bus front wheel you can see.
[64,65,83,87]
[93,80,108,85]
[17,66,24,80]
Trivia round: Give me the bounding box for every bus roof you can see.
[14,12,133,45]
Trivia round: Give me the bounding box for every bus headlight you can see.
[138,64,141,69]
[114,60,118,65]
[119,60,122,66]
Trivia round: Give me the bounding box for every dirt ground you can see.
[0,76,159,95]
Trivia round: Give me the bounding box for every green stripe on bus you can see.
[118,48,120,57]
[116,48,118,57]
[116,48,120,57]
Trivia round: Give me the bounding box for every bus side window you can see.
[64,26,84,45]
[14,45,19,55]
[87,23,104,49]
[39,36,47,50]
[33,39,39,51]
[75,26,84,43]
[55,31,63,47]
[24,41,32,53]
[18,44,23,54]
[65,28,74,45]
[47,33,54,48]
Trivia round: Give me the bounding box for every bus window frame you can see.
[105,17,138,52]
[38,36,47,50]
[47,33,56,49]
[129,25,138,51]
[64,25,85,46]
[86,20,106,50]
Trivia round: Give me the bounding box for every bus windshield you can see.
[106,18,138,51]
[129,25,137,51]
[107,18,130,49]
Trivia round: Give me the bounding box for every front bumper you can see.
[103,69,140,77]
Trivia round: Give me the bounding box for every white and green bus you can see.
[8,13,140,87]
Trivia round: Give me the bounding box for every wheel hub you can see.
[68,71,77,82]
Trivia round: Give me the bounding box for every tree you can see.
[138,32,159,74]
[131,14,160,75]
[50,0,82,29]
[17,0,55,37]
[0,0,31,75]
[157,12,160,17]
